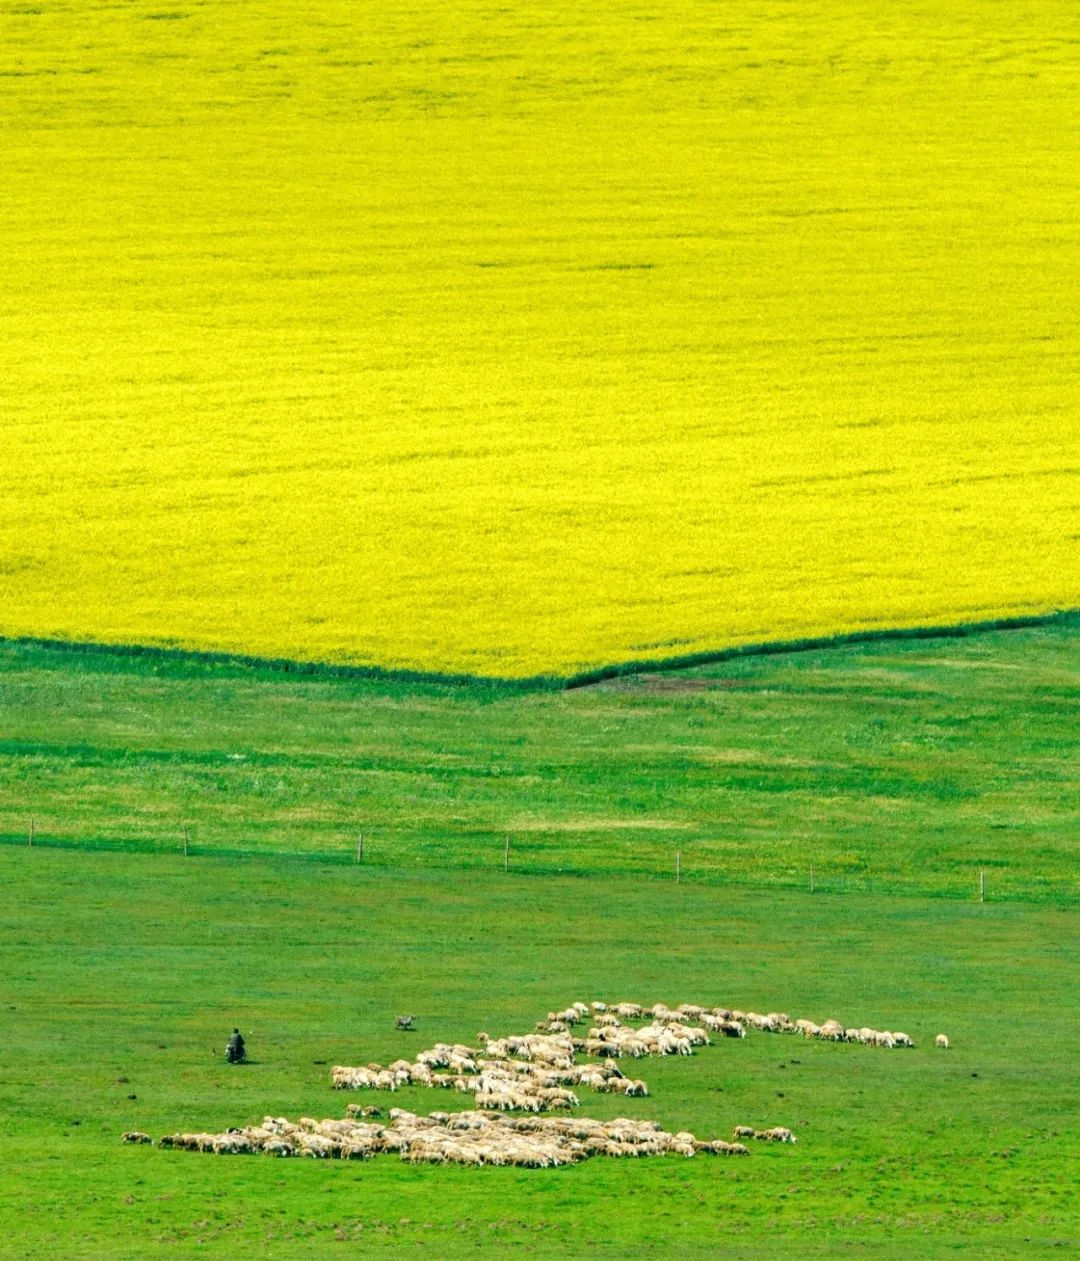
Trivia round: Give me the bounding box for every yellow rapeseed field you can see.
[2,2,1077,678]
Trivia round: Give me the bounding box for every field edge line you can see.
[0,606,1076,691]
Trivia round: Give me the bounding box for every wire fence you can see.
[3,815,1074,907]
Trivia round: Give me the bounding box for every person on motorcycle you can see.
[225,1028,246,1063]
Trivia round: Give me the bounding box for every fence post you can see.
[183,826,190,857]
[504,835,510,873]
[28,816,35,848]
[675,850,681,884]
[979,869,985,903]
[356,833,364,864]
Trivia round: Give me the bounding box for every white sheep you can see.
[762,1126,797,1144]
[613,1002,643,1019]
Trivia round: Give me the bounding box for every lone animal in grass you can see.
[936,1033,951,1050]
[395,1014,416,1031]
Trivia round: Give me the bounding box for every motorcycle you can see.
[224,1041,247,1064]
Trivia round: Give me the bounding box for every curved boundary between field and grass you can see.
[561,607,1080,689]
[0,607,1076,692]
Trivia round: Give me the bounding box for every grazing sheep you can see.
[597,1076,647,1096]
[537,1018,569,1032]
[936,1033,950,1050]
[346,1104,383,1118]
[150,993,918,1172]
[762,1126,797,1144]
[212,1134,254,1155]
[152,1105,783,1170]
[613,1003,644,1019]
[661,1022,710,1047]
[122,1131,153,1145]
[540,1087,579,1110]
[697,1139,750,1156]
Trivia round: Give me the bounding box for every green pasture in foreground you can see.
[1,617,1078,901]
[2,848,1077,1259]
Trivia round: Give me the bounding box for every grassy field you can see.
[2,619,1077,901]
[3,1,1078,676]
[3,848,1077,1259]
[5,7,1076,1252]
[2,622,1076,1256]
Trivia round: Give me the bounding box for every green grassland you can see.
[2,850,1077,1259]
[2,618,1077,900]
[2,626,1076,1257]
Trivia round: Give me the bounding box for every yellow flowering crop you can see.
[1,3,1077,679]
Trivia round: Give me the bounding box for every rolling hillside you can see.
[2,618,1076,901]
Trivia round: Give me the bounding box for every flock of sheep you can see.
[136,996,948,1167]
[536,1000,927,1051]
[128,1109,757,1167]
[331,1031,648,1112]
[329,998,941,1115]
